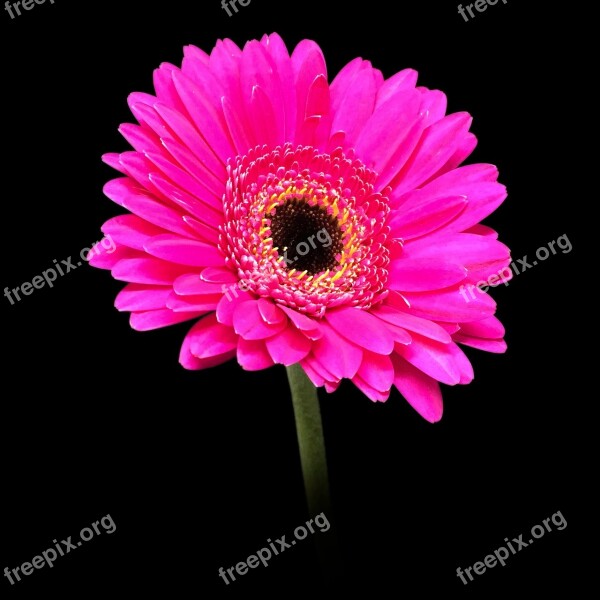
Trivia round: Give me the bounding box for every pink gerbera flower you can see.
[91,33,510,423]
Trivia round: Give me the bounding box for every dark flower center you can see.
[270,198,343,275]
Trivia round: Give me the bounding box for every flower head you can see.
[91,33,510,422]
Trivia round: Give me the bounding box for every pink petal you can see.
[312,322,362,379]
[403,233,510,276]
[149,174,223,230]
[326,308,395,355]
[248,85,280,148]
[439,323,460,334]
[182,217,220,244]
[280,306,322,340]
[166,292,222,313]
[453,316,507,354]
[200,267,238,284]
[180,348,235,371]
[152,102,226,180]
[396,164,507,233]
[459,316,505,339]
[324,381,341,393]
[291,40,327,135]
[394,338,460,386]
[118,152,169,200]
[377,116,426,191]
[119,123,162,155]
[115,284,171,311]
[303,352,337,382]
[297,74,331,149]
[330,58,363,114]
[395,336,474,385]
[182,43,211,66]
[153,64,189,117]
[305,73,330,120]
[352,374,391,402]
[265,326,312,366]
[379,321,413,345]
[112,258,191,285]
[418,88,448,126]
[388,195,467,240]
[103,177,143,208]
[102,153,126,174]
[171,70,235,164]
[127,91,160,127]
[300,358,327,387]
[115,186,193,238]
[221,96,254,156]
[173,273,223,296]
[180,52,226,112]
[387,259,467,292]
[241,41,285,146]
[447,342,474,384]
[101,214,167,251]
[215,289,255,327]
[371,305,452,343]
[453,334,507,353]
[357,352,395,392]
[391,112,472,195]
[355,90,421,175]
[187,313,238,358]
[87,244,139,270]
[375,69,418,109]
[237,338,275,371]
[465,224,499,238]
[232,300,287,340]
[330,62,377,145]
[156,137,224,204]
[326,130,346,153]
[261,33,297,140]
[400,287,497,322]
[144,234,224,267]
[130,308,204,331]
[257,298,286,325]
[436,132,477,176]
[180,317,236,370]
[392,355,443,423]
[209,40,246,125]
[144,151,224,213]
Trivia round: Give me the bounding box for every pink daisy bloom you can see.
[91,33,510,423]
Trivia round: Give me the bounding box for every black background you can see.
[1,0,587,596]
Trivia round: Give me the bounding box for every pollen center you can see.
[270,199,343,275]
[221,144,391,316]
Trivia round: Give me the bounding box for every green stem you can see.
[286,363,331,517]
[286,364,341,584]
